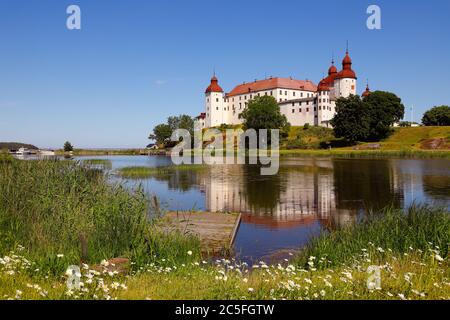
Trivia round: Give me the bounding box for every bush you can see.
[63,141,74,152]
[422,106,450,126]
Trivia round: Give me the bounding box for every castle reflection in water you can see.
[150,157,447,231]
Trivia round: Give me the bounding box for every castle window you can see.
[265,92,267,95]
[244,95,247,100]
[270,91,273,96]
[299,108,302,112]
[207,98,209,102]
[319,106,321,110]
[293,92,296,96]
[292,109,295,113]
[285,91,287,95]
[314,107,317,111]
[292,102,295,107]
[216,107,219,110]
[306,108,309,112]
[216,98,219,102]
[301,93,303,97]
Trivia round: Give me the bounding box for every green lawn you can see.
[375,126,450,150]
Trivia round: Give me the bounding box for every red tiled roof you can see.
[226,77,317,97]
[335,52,357,79]
[317,79,330,91]
[328,61,337,75]
[335,69,357,79]
[205,76,224,93]
[362,84,371,97]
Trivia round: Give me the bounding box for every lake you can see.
[77,155,450,262]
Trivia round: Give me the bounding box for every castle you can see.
[196,49,371,129]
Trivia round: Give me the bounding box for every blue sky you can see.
[0,0,449,148]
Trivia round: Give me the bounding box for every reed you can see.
[82,158,113,170]
[294,205,450,268]
[0,159,200,274]
[117,164,207,179]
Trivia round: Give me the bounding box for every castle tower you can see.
[362,82,371,98]
[205,74,226,127]
[334,48,357,99]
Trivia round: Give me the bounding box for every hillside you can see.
[355,127,450,150]
[282,126,450,151]
[0,142,38,151]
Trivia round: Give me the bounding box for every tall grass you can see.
[295,205,450,268]
[0,159,200,274]
[82,158,113,170]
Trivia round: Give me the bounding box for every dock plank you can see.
[161,212,241,253]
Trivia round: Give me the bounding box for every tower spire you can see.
[346,40,349,54]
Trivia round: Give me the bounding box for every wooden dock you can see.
[161,212,241,253]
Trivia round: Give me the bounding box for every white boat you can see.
[38,150,56,156]
[16,147,32,155]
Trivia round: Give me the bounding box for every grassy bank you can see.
[117,164,206,179]
[0,159,201,275]
[279,149,450,159]
[55,149,144,156]
[1,197,449,299]
[295,205,450,268]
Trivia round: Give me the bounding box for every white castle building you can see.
[196,50,371,129]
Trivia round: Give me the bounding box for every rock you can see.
[421,138,449,150]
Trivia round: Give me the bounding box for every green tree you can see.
[331,95,369,142]
[168,114,194,135]
[331,91,405,142]
[240,96,289,131]
[364,91,405,141]
[422,106,450,126]
[63,141,73,152]
[149,124,172,145]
